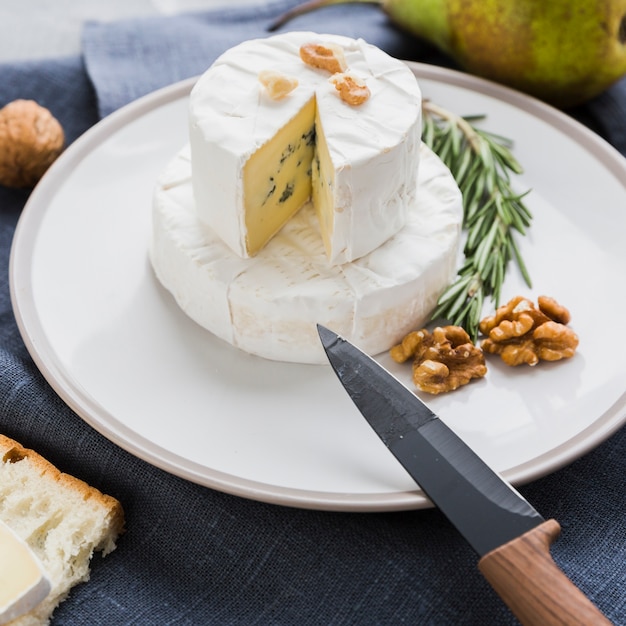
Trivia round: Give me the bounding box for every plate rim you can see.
[10,62,626,512]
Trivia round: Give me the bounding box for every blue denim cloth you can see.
[1,2,625,624]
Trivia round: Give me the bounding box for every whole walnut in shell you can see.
[0,99,65,189]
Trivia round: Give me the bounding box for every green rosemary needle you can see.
[422,100,533,342]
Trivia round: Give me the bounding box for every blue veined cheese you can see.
[0,520,51,624]
[189,31,421,266]
[150,144,462,364]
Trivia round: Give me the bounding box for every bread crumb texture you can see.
[0,435,125,626]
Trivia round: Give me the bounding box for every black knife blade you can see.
[317,325,610,626]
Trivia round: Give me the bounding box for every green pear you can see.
[271,0,626,107]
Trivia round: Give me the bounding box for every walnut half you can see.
[258,70,299,100]
[300,42,347,74]
[480,295,579,366]
[391,325,487,394]
[329,73,371,106]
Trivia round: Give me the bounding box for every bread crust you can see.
[0,434,125,540]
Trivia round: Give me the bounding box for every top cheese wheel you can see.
[189,32,422,265]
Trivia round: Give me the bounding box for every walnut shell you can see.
[0,99,65,189]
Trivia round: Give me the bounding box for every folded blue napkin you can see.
[1,2,625,625]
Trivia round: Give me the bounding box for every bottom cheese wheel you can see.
[150,143,463,364]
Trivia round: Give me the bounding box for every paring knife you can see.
[317,325,611,626]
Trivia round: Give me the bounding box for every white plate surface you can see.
[10,63,626,511]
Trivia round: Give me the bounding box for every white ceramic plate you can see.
[10,63,626,511]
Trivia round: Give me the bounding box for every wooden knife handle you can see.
[478,519,612,625]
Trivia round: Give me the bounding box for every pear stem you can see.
[268,0,383,31]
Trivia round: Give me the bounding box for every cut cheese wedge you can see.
[150,143,463,364]
[0,520,51,625]
[189,32,422,265]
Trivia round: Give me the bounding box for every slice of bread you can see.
[0,434,125,626]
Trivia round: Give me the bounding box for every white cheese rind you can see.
[151,144,463,364]
[0,520,51,624]
[189,31,421,265]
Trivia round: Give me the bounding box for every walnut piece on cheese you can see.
[329,73,371,106]
[299,42,369,106]
[299,42,347,74]
[258,70,299,100]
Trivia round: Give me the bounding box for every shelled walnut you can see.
[479,295,578,366]
[258,70,299,100]
[299,42,347,74]
[329,73,371,105]
[0,99,65,188]
[390,325,487,394]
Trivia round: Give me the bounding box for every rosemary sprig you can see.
[422,100,533,342]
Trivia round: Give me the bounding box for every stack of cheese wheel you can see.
[150,32,463,364]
